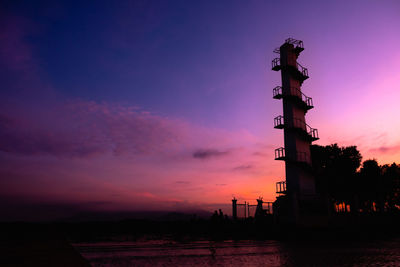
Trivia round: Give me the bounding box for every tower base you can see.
[273,194,330,227]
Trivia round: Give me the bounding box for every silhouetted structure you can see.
[255,198,264,217]
[227,38,400,228]
[272,38,320,225]
[232,197,237,220]
[232,197,273,219]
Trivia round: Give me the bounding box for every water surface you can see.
[74,238,400,266]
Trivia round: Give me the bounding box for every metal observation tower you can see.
[271,38,319,223]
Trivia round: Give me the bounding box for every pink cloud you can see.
[0,99,259,159]
[0,100,181,157]
[369,144,400,156]
[0,98,281,220]
[192,149,230,159]
[0,11,282,220]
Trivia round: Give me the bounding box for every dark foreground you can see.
[1,213,400,266]
[0,223,90,267]
[74,238,400,267]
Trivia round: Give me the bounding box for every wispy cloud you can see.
[232,164,253,171]
[0,11,280,219]
[175,181,191,185]
[369,144,400,155]
[0,101,188,158]
[253,151,268,157]
[192,149,229,159]
[0,99,264,161]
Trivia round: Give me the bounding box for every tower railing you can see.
[273,38,304,54]
[273,115,284,129]
[272,86,313,110]
[296,62,309,78]
[308,128,319,141]
[272,86,283,98]
[275,147,285,160]
[274,147,311,164]
[285,38,304,49]
[276,181,287,194]
[272,58,280,71]
[293,119,319,140]
[304,93,313,108]
[273,116,319,141]
[272,58,308,80]
[289,87,313,107]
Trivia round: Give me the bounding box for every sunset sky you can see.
[1,0,400,220]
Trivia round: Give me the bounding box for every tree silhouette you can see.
[358,159,382,212]
[381,163,400,212]
[311,144,400,214]
[311,144,362,212]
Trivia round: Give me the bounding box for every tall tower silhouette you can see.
[272,38,319,223]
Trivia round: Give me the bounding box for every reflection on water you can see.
[74,238,400,267]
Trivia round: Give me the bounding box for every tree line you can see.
[311,144,400,214]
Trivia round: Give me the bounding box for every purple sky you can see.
[1,0,400,221]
